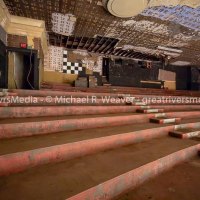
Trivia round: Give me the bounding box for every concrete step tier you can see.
[136,108,164,113]
[8,89,200,102]
[0,106,139,118]
[1,104,200,118]
[1,89,200,200]
[169,128,200,139]
[1,137,199,199]
[150,117,182,124]
[67,145,200,200]
[1,100,200,107]
[39,84,200,97]
[0,122,200,177]
[2,92,200,107]
[0,111,200,139]
[0,92,17,97]
[0,97,132,107]
[8,89,129,98]
[118,157,200,200]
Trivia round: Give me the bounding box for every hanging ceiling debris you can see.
[49,33,159,61]
[3,0,200,65]
[52,13,77,36]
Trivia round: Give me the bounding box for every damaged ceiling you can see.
[3,0,200,65]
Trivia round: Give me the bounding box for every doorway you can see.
[102,57,110,81]
[0,40,7,88]
[7,47,39,89]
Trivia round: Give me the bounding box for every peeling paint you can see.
[73,50,89,57]
[52,13,76,36]
[122,20,136,26]
[97,1,103,6]
[105,27,120,38]
[173,33,193,41]
[122,45,157,55]
[165,41,188,48]
[142,5,200,31]
[122,20,169,35]
[148,0,200,8]
[82,56,102,74]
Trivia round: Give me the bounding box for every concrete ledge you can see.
[175,122,200,130]
[0,106,138,118]
[0,122,199,177]
[150,117,181,124]
[136,109,164,113]
[0,102,8,107]
[0,111,200,139]
[67,144,200,200]
[0,125,172,176]
[9,89,126,98]
[169,129,200,139]
[131,102,147,106]
[0,114,155,139]
[0,97,129,107]
[39,85,200,97]
[152,105,200,112]
[167,112,200,119]
[0,92,17,97]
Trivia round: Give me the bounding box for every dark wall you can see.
[109,58,192,90]
[164,65,191,90]
[0,25,7,46]
[191,67,200,90]
[0,40,7,88]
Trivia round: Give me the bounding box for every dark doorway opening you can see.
[103,58,110,81]
[7,47,39,90]
[0,40,7,88]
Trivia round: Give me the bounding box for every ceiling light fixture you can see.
[103,0,148,18]
[103,0,199,18]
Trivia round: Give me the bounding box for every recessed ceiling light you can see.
[103,0,148,18]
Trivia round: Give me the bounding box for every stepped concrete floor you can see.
[0,109,198,124]
[0,113,139,124]
[0,101,199,200]
[169,128,200,139]
[0,137,199,200]
[0,118,198,155]
[119,157,200,200]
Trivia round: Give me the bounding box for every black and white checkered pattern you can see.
[63,50,83,74]
[63,62,83,74]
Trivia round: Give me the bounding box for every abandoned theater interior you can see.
[0,0,200,200]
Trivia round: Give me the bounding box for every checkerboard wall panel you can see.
[63,62,83,75]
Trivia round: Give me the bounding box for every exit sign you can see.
[20,43,27,49]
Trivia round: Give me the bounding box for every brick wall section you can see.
[7,34,42,51]
[7,34,27,48]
